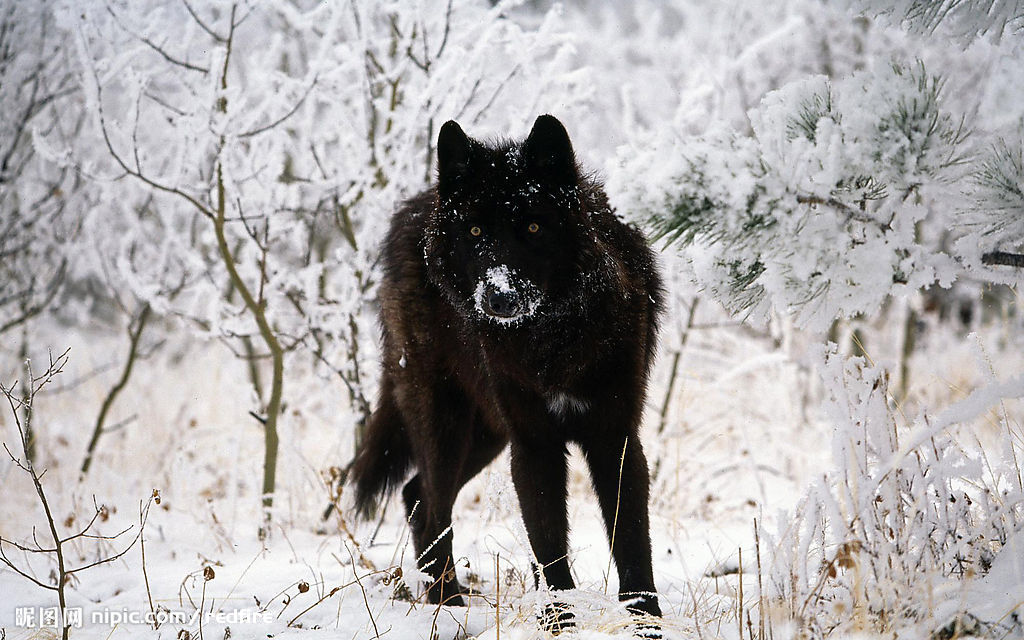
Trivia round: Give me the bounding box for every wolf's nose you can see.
[484,286,520,318]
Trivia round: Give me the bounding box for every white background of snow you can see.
[1,1,1023,639]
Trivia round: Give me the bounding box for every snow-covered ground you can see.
[2,2,1023,639]
[2,300,1021,639]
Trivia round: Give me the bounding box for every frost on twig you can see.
[958,137,1024,274]
[611,61,967,331]
[765,346,1024,637]
[0,349,155,640]
[853,0,1024,45]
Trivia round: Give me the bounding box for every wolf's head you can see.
[423,115,589,327]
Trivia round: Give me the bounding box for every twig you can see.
[1,352,72,638]
[199,566,213,640]
[91,66,214,220]
[103,5,209,73]
[795,194,889,230]
[141,493,158,628]
[238,75,319,138]
[0,261,67,337]
[657,297,699,436]
[755,519,765,640]
[181,0,227,42]
[287,581,351,627]
[346,544,380,639]
[494,554,501,640]
[738,546,744,640]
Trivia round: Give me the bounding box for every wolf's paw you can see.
[426,572,470,607]
[623,592,662,618]
[538,601,575,635]
[633,618,662,639]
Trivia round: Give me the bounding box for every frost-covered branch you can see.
[766,348,1024,637]
[854,0,1024,44]
[611,62,967,331]
[958,137,1024,271]
[0,4,78,336]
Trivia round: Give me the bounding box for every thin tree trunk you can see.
[897,303,917,404]
[212,162,283,533]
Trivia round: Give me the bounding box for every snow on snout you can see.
[473,265,542,325]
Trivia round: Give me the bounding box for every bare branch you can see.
[104,5,209,73]
[795,194,891,230]
[181,0,226,42]
[0,544,58,591]
[238,75,319,138]
[141,35,209,72]
[80,303,152,478]
[434,0,454,59]
[0,533,56,554]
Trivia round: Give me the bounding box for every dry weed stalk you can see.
[0,348,153,640]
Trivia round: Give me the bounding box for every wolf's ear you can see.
[437,120,471,192]
[523,115,577,184]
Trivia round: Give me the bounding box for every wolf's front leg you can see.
[401,474,467,606]
[580,433,662,619]
[509,438,576,632]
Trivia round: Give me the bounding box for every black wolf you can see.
[350,115,663,620]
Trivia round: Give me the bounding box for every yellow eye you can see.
[527,222,540,233]
[470,226,482,237]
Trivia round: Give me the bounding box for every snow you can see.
[2,1,1024,640]
[472,265,543,326]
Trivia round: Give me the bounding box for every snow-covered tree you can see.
[959,135,1024,272]
[0,3,79,337]
[612,61,973,331]
[610,12,1022,333]
[40,0,584,524]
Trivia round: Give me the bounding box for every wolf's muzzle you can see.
[483,285,520,318]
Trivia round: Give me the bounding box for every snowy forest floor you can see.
[2,296,1022,640]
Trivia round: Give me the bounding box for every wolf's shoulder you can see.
[380,189,436,277]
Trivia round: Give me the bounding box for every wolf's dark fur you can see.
[350,115,663,619]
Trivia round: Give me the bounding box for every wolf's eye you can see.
[470,226,482,237]
[527,222,540,233]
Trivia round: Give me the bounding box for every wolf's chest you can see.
[544,391,590,418]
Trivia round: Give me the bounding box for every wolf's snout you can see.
[484,286,520,318]
[473,265,540,325]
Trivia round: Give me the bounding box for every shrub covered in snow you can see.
[764,346,1024,638]
[609,61,972,332]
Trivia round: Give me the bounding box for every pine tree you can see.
[611,5,1023,331]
